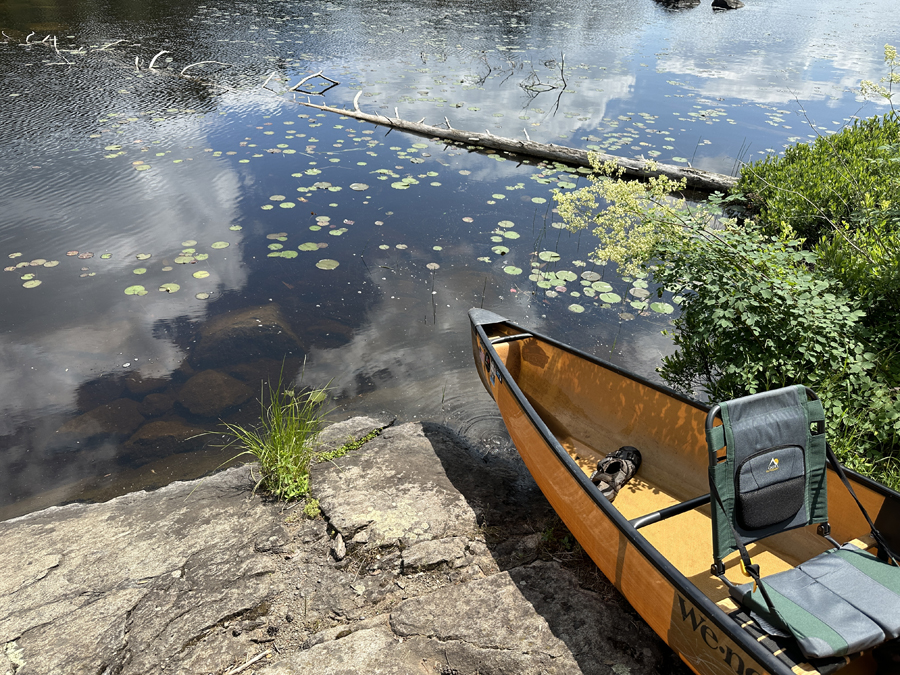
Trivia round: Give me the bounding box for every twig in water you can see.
[290,70,323,91]
[444,116,453,130]
[25,31,35,44]
[180,61,231,77]
[262,70,278,91]
[148,50,169,69]
[353,90,362,112]
[523,127,530,141]
[100,39,126,50]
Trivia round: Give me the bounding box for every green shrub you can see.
[736,111,900,244]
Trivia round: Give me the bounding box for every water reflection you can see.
[0,0,897,518]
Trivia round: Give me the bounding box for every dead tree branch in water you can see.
[287,97,737,192]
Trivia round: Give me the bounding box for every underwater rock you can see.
[122,418,209,465]
[177,370,253,417]
[191,304,304,369]
[57,398,145,441]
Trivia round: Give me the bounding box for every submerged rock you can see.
[191,304,304,369]
[176,369,253,417]
[122,418,209,465]
[56,398,145,442]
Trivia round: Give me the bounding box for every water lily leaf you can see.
[210,241,230,249]
[391,182,410,190]
[504,266,522,275]
[133,268,147,275]
[618,312,635,321]
[350,183,369,191]
[426,263,440,270]
[538,251,561,262]
[193,270,210,279]
[136,253,151,260]
[159,283,180,293]
[124,285,147,295]
[491,246,509,255]
[378,244,390,250]
[497,220,515,228]
[502,231,520,239]
[316,259,339,270]
[269,195,286,201]
[298,242,319,251]
[650,302,674,314]
[279,202,296,208]
[592,281,613,293]
[174,256,195,264]
[182,240,197,247]
[629,287,651,299]
[43,261,59,268]
[581,271,601,282]
[532,197,547,204]
[568,304,585,313]
[20,273,34,280]
[269,250,298,258]
[100,253,112,260]
[268,243,284,250]
[261,204,274,210]
[557,271,577,282]
[195,292,210,300]
[599,292,622,303]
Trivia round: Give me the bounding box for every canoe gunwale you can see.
[470,311,851,675]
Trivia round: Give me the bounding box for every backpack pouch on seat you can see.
[735,444,806,531]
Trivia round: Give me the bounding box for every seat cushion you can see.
[732,544,900,659]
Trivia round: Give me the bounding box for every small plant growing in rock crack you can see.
[218,372,331,501]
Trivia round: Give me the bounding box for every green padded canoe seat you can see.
[733,544,900,658]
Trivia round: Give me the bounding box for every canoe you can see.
[468,308,900,675]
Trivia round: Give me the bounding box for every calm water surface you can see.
[0,0,896,518]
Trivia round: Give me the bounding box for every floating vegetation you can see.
[210,241,230,249]
[316,259,339,270]
[133,268,147,275]
[124,285,148,296]
[192,270,210,278]
[195,292,211,300]
[159,283,180,293]
[568,304,584,313]
[136,253,151,260]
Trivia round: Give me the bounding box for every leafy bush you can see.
[735,111,900,244]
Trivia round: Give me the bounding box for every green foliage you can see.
[303,498,321,519]
[735,111,900,244]
[316,426,383,463]
[219,377,330,501]
[860,44,900,109]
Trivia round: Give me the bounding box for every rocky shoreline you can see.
[1,417,689,675]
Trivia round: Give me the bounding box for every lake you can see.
[0,0,895,519]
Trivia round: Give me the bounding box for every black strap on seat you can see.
[825,444,900,566]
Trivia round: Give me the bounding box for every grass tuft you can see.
[219,374,330,502]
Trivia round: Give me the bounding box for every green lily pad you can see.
[557,271,577,282]
[279,202,296,208]
[581,271,602,282]
[195,292,210,300]
[136,253,151,260]
[504,266,523,275]
[532,197,547,204]
[629,287,651,299]
[124,285,147,296]
[599,292,622,303]
[592,281,613,293]
[502,231,520,239]
[133,268,147,275]
[100,253,113,260]
[182,240,197,247]
[350,183,369,191]
[174,256,195,265]
[316,259,339,270]
[491,246,510,255]
[538,251,561,262]
[268,243,284,251]
[568,304,585,313]
[159,283,180,293]
[270,195,286,201]
[192,270,210,279]
[298,243,319,251]
[650,302,675,314]
[497,220,515,228]
[210,241,230,249]
[269,250,299,258]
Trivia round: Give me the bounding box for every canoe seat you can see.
[706,385,900,660]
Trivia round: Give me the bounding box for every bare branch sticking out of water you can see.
[25,32,34,44]
[148,50,170,69]
[100,39,126,50]
[353,90,362,112]
[180,61,231,77]
[262,71,279,91]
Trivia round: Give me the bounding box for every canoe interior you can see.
[477,319,900,675]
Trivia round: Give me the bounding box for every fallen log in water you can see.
[292,96,738,193]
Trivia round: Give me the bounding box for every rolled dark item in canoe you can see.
[292,97,738,193]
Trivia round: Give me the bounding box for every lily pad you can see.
[532,197,547,204]
[124,285,147,296]
[557,271,577,282]
[133,268,147,275]
[599,292,622,303]
[269,250,299,259]
[192,270,210,279]
[210,241,230,249]
[136,253,151,260]
[591,281,613,293]
[316,259,339,270]
[502,231,520,239]
[174,256,195,264]
[568,304,585,313]
[650,302,675,314]
[538,251,561,262]
[629,287,651,299]
[298,242,319,251]
[182,240,197,247]
[504,266,523,275]
[491,246,509,255]
[195,292,210,300]
[426,263,440,270]
[159,283,180,293]
[350,183,369,191]
[497,220,515,228]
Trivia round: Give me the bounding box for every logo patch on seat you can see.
[766,458,779,472]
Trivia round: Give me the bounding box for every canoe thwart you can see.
[489,333,533,345]
[629,493,712,530]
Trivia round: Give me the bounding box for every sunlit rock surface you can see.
[0,418,686,675]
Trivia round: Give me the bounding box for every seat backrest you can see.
[706,384,829,562]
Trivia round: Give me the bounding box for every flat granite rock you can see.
[0,418,687,675]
